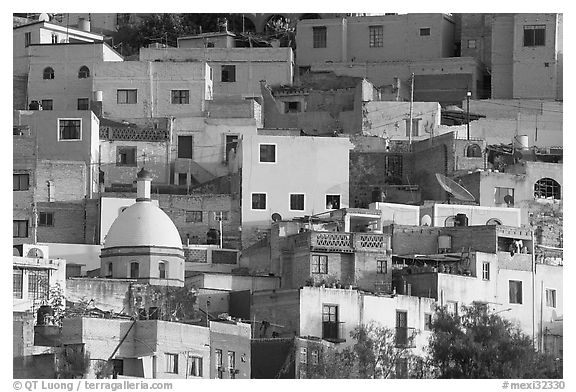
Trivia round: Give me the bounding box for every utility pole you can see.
[408,73,414,148]
[466,90,471,140]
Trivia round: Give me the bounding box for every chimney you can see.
[136,168,152,201]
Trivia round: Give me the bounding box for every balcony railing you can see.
[322,321,346,343]
[310,232,388,253]
[395,327,416,348]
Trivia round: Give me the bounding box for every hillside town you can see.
[13,12,563,380]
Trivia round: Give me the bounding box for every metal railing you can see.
[322,321,346,343]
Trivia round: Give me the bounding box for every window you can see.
[486,218,502,226]
[25,32,31,47]
[78,66,90,79]
[28,269,49,301]
[300,347,307,363]
[13,270,23,299]
[313,26,327,48]
[405,118,420,136]
[545,289,556,308]
[310,349,319,365]
[51,34,58,44]
[177,173,187,186]
[311,255,328,274]
[13,220,28,238]
[41,99,53,110]
[38,212,54,227]
[130,262,140,278]
[325,195,340,210]
[395,310,408,346]
[188,356,202,377]
[524,25,546,47]
[221,65,236,82]
[186,211,203,223]
[468,39,477,49]
[117,89,137,104]
[509,280,523,304]
[212,211,229,221]
[116,13,131,25]
[444,216,456,227]
[215,349,223,378]
[58,119,81,140]
[165,353,178,374]
[43,67,54,80]
[322,305,339,340]
[447,301,458,316]
[482,261,490,280]
[424,313,432,331]
[285,101,301,113]
[466,144,482,157]
[227,351,236,378]
[171,90,189,104]
[534,178,561,200]
[116,147,137,166]
[259,144,276,163]
[13,174,29,191]
[178,135,193,159]
[225,134,239,163]
[495,187,515,206]
[369,25,383,47]
[159,262,166,279]
[290,194,305,211]
[386,155,403,178]
[107,263,113,277]
[377,259,387,274]
[251,193,267,210]
[420,28,431,36]
[77,98,89,111]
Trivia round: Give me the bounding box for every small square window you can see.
[545,289,556,308]
[509,280,523,304]
[77,98,89,111]
[524,25,546,47]
[171,90,190,104]
[58,119,81,140]
[312,255,328,274]
[188,356,202,377]
[313,26,327,48]
[259,144,276,163]
[377,259,387,274]
[186,211,203,223]
[290,194,305,211]
[116,146,137,166]
[326,195,340,210]
[13,174,29,191]
[468,39,476,49]
[38,212,54,227]
[165,353,178,374]
[252,193,267,210]
[41,99,53,110]
[285,101,301,113]
[221,65,236,82]
[424,313,433,331]
[13,220,29,238]
[420,28,431,36]
[117,89,137,104]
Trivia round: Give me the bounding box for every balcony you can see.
[395,327,416,348]
[322,321,346,343]
[309,232,389,253]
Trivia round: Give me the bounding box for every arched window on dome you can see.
[107,262,113,278]
[159,261,167,279]
[130,262,140,278]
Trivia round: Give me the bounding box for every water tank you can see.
[513,135,529,150]
[438,235,452,253]
[37,305,53,326]
[78,18,91,32]
[92,91,103,102]
[455,213,469,227]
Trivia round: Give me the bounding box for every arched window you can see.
[27,248,44,258]
[78,65,90,79]
[43,67,55,80]
[486,218,502,225]
[534,178,561,200]
[130,262,140,278]
[466,144,482,158]
[444,216,456,227]
[159,261,166,279]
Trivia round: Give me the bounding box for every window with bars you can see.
[509,280,523,304]
[369,25,383,47]
[41,99,53,110]
[13,270,23,299]
[311,255,328,274]
[377,259,387,274]
[482,262,490,280]
[165,353,178,374]
[117,89,137,104]
[77,98,89,111]
[534,178,561,200]
[28,269,49,301]
[385,155,403,179]
[524,25,546,47]
[419,28,431,36]
[38,212,54,227]
[545,289,556,308]
[313,26,327,48]
[188,356,202,377]
[13,174,29,191]
[290,194,305,211]
[58,119,81,140]
[251,193,267,210]
[13,220,28,238]
[78,66,90,79]
[171,90,190,104]
[186,211,203,223]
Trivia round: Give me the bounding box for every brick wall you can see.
[36,201,86,244]
[391,226,444,255]
[251,289,300,338]
[36,161,87,202]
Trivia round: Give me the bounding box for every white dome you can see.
[103,202,182,249]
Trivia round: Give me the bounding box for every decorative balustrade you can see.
[100,126,169,141]
[355,233,387,251]
[310,232,388,253]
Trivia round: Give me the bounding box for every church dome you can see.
[103,201,182,249]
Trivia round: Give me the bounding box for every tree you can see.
[427,303,562,379]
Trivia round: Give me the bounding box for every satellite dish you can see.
[421,215,432,226]
[271,213,282,222]
[504,194,514,206]
[435,173,476,202]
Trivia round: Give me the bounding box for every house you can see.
[209,320,251,379]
